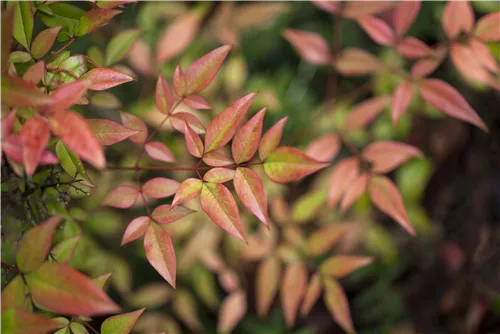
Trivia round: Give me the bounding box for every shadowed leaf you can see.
[31,26,61,59]
[301,272,322,317]
[218,290,247,333]
[396,37,431,59]
[1,76,51,108]
[105,28,140,66]
[321,255,373,278]
[23,61,45,84]
[324,278,354,333]
[256,255,280,318]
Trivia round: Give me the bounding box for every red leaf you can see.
[144,223,176,287]
[345,95,390,130]
[470,38,499,74]
[25,262,120,315]
[282,29,331,65]
[334,48,381,76]
[184,95,212,110]
[120,111,148,144]
[156,13,200,64]
[16,216,60,273]
[20,116,50,176]
[184,122,204,158]
[232,107,266,163]
[411,53,445,79]
[259,116,288,160]
[281,261,307,328]
[321,255,373,278]
[324,278,354,333]
[363,140,423,173]
[82,68,133,90]
[418,79,488,131]
[312,1,340,14]
[170,112,205,134]
[171,178,202,207]
[475,12,500,42]
[0,309,64,334]
[88,119,140,146]
[357,16,395,46]
[392,1,421,36]
[203,167,235,183]
[76,9,122,36]
[340,173,369,212]
[343,1,396,18]
[396,37,431,59]
[392,80,413,125]
[1,109,16,140]
[328,157,360,208]
[50,111,105,169]
[200,182,246,241]
[300,272,322,317]
[48,81,90,115]
[22,60,45,84]
[121,216,150,246]
[263,146,329,183]
[155,73,175,114]
[234,167,269,227]
[31,26,61,59]
[442,1,475,39]
[451,43,493,85]
[305,134,340,162]
[218,290,247,333]
[142,177,179,199]
[184,45,232,95]
[101,308,145,334]
[145,141,176,162]
[103,185,139,208]
[205,92,257,152]
[151,204,195,224]
[173,64,187,97]
[369,175,415,235]
[256,256,280,318]
[1,76,52,108]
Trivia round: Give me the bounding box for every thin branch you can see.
[46,67,79,80]
[46,37,75,62]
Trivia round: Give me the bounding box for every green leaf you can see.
[1,275,28,312]
[69,322,88,334]
[39,3,85,39]
[291,190,327,223]
[55,141,94,187]
[105,28,141,66]
[10,1,34,51]
[9,51,32,63]
[31,26,62,59]
[192,266,219,310]
[1,309,63,334]
[76,9,121,36]
[50,234,81,263]
[101,308,145,334]
[87,46,105,67]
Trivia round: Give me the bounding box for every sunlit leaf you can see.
[81,68,133,90]
[204,168,235,183]
[142,177,179,199]
[156,13,200,64]
[96,1,137,9]
[363,140,423,173]
[120,112,148,144]
[55,140,94,187]
[218,290,246,333]
[256,255,280,318]
[450,43,493,85]
[328,157,360,208]
[1,309,63,334]
[281,261,307,328]
[475,12,500,41]
[323,278,354,334]
[151,204,195,224]
[282,29,331,65]
[173,64,187,97]
[469,38,499,74]
[232,107,266,163]
[20,116,50,176]
[31,26,61,59]
[105,28,141,66]
[11,1,33,51]
[259,117,288,160]
[234,167,269,227]
[92,273,113,290]
[155,73,175,114]
[305,134,340,162]
[171,178,202,207]
[101,308,145,334]
[291,190,327,223]
[121,216,150,246]
[88,119,140,146]
[321,255,373,278]
[103,186,139,208]
[300,272,322,317]
[145,141,176,162]
[76,8,121,36]
[184,122,204,158]
[144,223,176,287]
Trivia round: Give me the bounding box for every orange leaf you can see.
[156,13,200,64]
[218,290,247,333]
[282,29,331,65]
[357,16,395,46]
[396,37,431,59]
[392,1,421,36]
[475,12,500,42]
[121,216,150,246]
[334,48,381,76]
[151,204,195,224]
[259,116,288,160]
[256,255,281,318]
[170,112,205,134]
[323,278,354,333]
[20,116,50,176]
[103,185,139,208]
[363,140,423,173]
[232,107,266,163]
[321,255,373,278]
[144,223,176,287]
[145,141,176,162]
[171,178,202,207]
[234,167,269,227]
[120,111,148,144]
[345,95,390,130]
[340,173,369,212]
[184,122,204,158]
[82,68,133,90]
[391,80,414,125]
[442,1,474,39]
[328,157,360,208]
[305,134,340,162]
[300,272,322,317]
[281,261,307,328]
[155,73,175,114]
[203,167,235,183]
[142,177,179,199]
[88,119,140,146]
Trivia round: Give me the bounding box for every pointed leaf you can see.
[81,68,133,90]
[1,275,27,312]
[281,261,307,328]
[127,38,152,75]
[92,273,113,290]
[121,216,150,246]
[324,278,354,334]
[1,76,51,108]
[340,173,369,212]
[103,186,139,208]
[151,204,195,224]
[343,1,396,18]
[184,95,211,110]
[393,1,421,36]
[363,140,423,173]
[306,225,345,256]
[144,223,176,287]
[23,60,45,84]
[218,290,247,333]
[451,43,493,84]
[442,1,474,39]
[105,28,140,66]
[155,73,175,114]
[101,308,145,334]
[31,26,61,59]
[16,216,60,273]
[88,119,140,146]
[369,175,415,235]
[357,16,395,46]
[48,81,90,114]
[345,95,390,130]
[200,183,246,241]
[411,53,446,79]
[256,255,280,318]
[392,80,414,125]
[20,116,50,176]
[203,151,234,167]
[173,64,187,96]
[300,272,322,317]
[232,107,266,163]
[184,122,204,158]
[396,37,431,59]
[259,116,288,160]
[475,12,500,42]
[334,48,381,76]
[321,255,373,278]
[145,141,176,162]
[1,309,63,334]
[156,13,200,64]
[234,167,269,227]
[282,29,331,65]
[170,112,205,134]
[120,111,148,144]
[305,134,340,162]
[470,38,499,74]
[264,146,328,183]
[12,1,34,51]
[172,178,202,207]
[312,1,340,14]
[204,168,235,183]
[25,262,120,316]
[328,157,360,208]
[51,235,81,263]
[76,9,121,36]
[142,177,179,199]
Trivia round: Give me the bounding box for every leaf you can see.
[1,7,14,75]
[91,273,113,290]
[81,68,133,90]
[418,79,488,131]
[87,119,140,146]
[184,122,204,158]
[171,178,202,207]
[121,216,150,246]
[334,48,381,76]
[20,116,50,176]
[328,157,360,208]
[23,61,45,84]
[120,112,148,144]
[450,43,493,84]
[96,1,137,9]
[305,134,340,162]
[1,309,63,334]
[475,12,500,42]
[170,112,205,134]
[470,38,499,74]
[103,186,139,208]
[105,28,140,66]
[173,64,187,96]
[392,1,421,36]
[1,275,28,312]
[151,204,195,224]
[55,140,94,186]
[101,308,145,334]
[172,290,201,331]
[69,322,88,334]
[259,117,288,160]
[442,1,474,39]
[76,8,121,36]
[184,95,211,110]
[357,16,395,46]
[11,1,34,51]
[369,175,415,235]
[203,151,234,167]
[300,272,322,317]
[51,234,80,263]
[31,26,61,59]
[323,278,354,334]
[396,37,431,59]
[16,216,60,273]
[144,141,176,162]
[48,81,90,114]
[218,290,247,333]
[144,223,176,287]
[411,53,446,79]
[1,76,52,108]
[232,107,266,163]
[392,80,414,125]
[155,73,175,114]
[263,146,328,184]
[38,3,84,38]
[312,1,340,14]
[50,112,105,169]
[343,1,396,18]
[205,92,257,152]
[306,225,345,256]
[184,45,232,95]
[142,177,179,199]
[281,261,307,328]
[200,182,246,241]
[234,167,269,227]
[127,38,152,75]
[321,255,373,278]
[156,13,200,64]
[25,262,120,315]
[363,140,423,173]
[256,256,280,318]
[345,95,390,130]
[340,173,369,212]
[204,168,235,183]
[282,29,331,65]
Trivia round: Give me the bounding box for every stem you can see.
[46,67,79,80]
[108,161,264,172]
[83,322,100,334]
[46,37,75,62]
[1,262,18,272]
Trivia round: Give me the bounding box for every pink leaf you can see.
[170,112,205,134]
[1,76,52,108]
[234,167,269,227]
[31,26,61,59]
[324,278,354,333]
[369,175,415,235]
[76,9,122,36]
[442,1,474,39]
[411,55,445,79]
[173,64,187,97]
[88,119,140,146]
[343,1,396,18]
[281,261,307,328]
[184,95,212,110]
[0,308,64,334]
[204,168,235,183]
[282,29,331,65]
[418,79,488,131]
[145,141,176,162]
[20,116,50,176]
[340,173,369,212]
[396,37,431,59]
[259,116,288,160]
[470,38,499,73]
[151,204,195,224]
[22,60,45,84]
[345,95,390,130]
[171,178,203,207]
[156,13,199,64]
[334,48,381,76]
[475,12,500,42]
[205,92,257,152]
[357,16,395,46]
[451,43,493,84]
[142,177,179,199]
[203,150,234,167]
[120,111,148,144]
[363,140,423,173]
[155,73,175,114]
[184,122,204,158]
[103,185,139,208]
[392,80,414,125]
[1,109,16,140]
[256,256,281,317]
[48,81,90,115]
[144,223,176,287]
[127,38,152,75]
[328,157,360,208]
[312,1,339,14]
[121,216,150,246]
[218,290,247,333]
[305,134,340,162]
[321,255,373,278]
[232,107,266,163]
[81,68,133,90]
[300,272,322,317]
[200,182,246,241]
[392,1,421,36]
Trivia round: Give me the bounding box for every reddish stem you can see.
[46,37,75,62]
